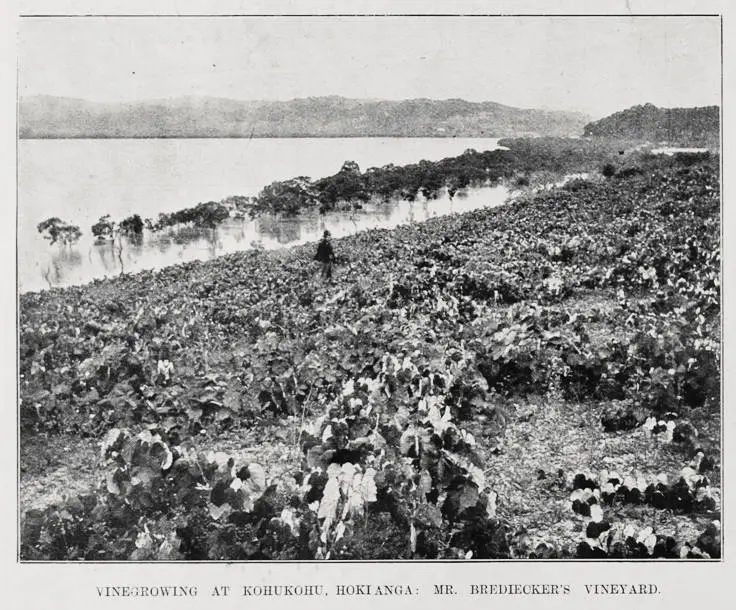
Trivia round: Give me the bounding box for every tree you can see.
[119,214,144,238]
[601,163,617,178]
[91,214,126,273]
[37,217,82,246]
[91,214,116,242]
[193,202,230,229]
[314,161,370,211]
[340,160,361,174]
[253,177,319,217]
[37,217,82,288]
[149,202,230,232]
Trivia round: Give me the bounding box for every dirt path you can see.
[483,397,719,552]
[19,434,100,510]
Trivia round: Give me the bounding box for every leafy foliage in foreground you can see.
[19,153,720,559]
[569,463,719,515]
[22,397,505,561]
[20,424,718,560]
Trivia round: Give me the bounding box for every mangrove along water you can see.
[19,137,507,292]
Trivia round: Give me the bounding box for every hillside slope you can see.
[20,153,720,560]
[584,103,719,146]
[19,95,590,138]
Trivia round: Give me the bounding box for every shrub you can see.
[602,163,617,178]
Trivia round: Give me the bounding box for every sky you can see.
[18,16,721,118]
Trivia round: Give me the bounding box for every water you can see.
[650,147,709,155]
[19,137,507,292]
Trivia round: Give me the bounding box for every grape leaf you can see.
[442,478,479,522]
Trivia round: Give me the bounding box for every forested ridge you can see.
[584,104,719,146]
[20,95,589,138]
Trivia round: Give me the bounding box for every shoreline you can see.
[20,181,516,296]
[24,135,674,295]
[20,167,597,297]
[18,152,721,560]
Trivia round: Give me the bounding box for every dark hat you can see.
[323,230,331,237]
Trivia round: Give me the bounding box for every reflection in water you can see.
[20,136,506,292]
[170,225,205,245]
[95,243,117,275]
[154,234,173,253]
[26,184,509,292]
[42,248,83,287]
[651,147,709,155]
[257,216,306,245]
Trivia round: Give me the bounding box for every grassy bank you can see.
[19,151,720,560]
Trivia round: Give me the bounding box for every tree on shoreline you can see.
[252,177,319,217]
[37,217,82,247]
[36,217,82,288]
[119,214,144,244]
[92,214,146,274]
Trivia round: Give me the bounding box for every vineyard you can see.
[19,151,720,560]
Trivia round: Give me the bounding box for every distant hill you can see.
[583,103,719,146]
[19,95,589,139]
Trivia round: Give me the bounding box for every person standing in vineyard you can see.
[315,230,336,283]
